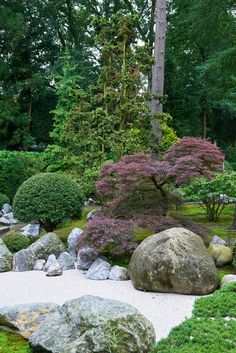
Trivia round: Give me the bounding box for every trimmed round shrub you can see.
[0,193,10,209]
[2,232,30,252]
[0,157,28,201]
[13,173,84,231]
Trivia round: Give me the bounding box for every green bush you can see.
[2,232,30,252]
[150,283,236,353]
[13,173,84,231]
[0,157,28,201]
[0,330,32,353]
[0,193,10,209]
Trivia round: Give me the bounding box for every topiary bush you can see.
[2,232,30,252]
[13,173,84,232]
[0,157,28,201]
[0,193,10,209]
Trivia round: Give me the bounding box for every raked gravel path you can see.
[0,269,199,341]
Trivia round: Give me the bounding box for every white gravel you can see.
[0,269,199,341]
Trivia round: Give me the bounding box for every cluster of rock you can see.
[0,204,18,226]
[0,296,155,353]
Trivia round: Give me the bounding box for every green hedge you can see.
[150,283,236,353]
[2,232,30,252]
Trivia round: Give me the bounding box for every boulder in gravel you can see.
[33,259,46,271]
[44,254,57,272]
[77,247,98,270]
[46,258,62,277]
[29,295,156,353]
[58,252,75,270]
[129,227,218,295]
[221,274,236,287]
[20,223,40,238]
[210,235,226,246]
[208,244,233,267]
[109,266,130,281]
[28,232,65,260]
[67,228,83,251]
[0,239,13,272]
[13,249,36,271]
[0,303,59,339]
[86,258,111,280]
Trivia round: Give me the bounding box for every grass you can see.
[150,283,236,353]
[0,331,31,353]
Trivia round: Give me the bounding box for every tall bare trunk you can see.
[151,0,167,115]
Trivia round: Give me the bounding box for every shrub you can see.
[0,193,10,209]
[13,173,84,232]
[0,157,28,201]
[2,232,30,252]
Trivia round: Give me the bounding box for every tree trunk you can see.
[202,110,207,139]
[151,0,167,115]
[232,203,236,229]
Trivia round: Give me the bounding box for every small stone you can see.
[210,235,226,246]
[13,249,36,272]
[44,254,57,272]
[46,260,62,277]
[208,244,233,267]
[220,274,236,287]
[58,252,75,270]
[109,266,130,281]
[21,223,40,238]
[2,204,12,214]
[86,209,98,221]
[86,258,111,280]
[34,260,46,271]
[0,239,13,272]
[67,228,83,251]
[77,247,98,270]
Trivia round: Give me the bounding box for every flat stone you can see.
[221,274,236,287]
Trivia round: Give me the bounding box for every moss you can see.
[134,228,154,241]
[0,331,32,353]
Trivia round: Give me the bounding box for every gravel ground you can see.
[0,269,199,341]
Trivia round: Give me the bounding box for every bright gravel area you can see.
[0,269,199,341]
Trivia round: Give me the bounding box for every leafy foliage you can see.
[2,232,30,253]
[13,173,84,231]
[0,156,28,201]
[0,193,10,209]
[0,331,31,353]
[184,173,236,221]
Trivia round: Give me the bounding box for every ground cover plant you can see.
[2,232,30,252]
[0,331,31,353]
[150,283,236,353]
[13,173,84,231]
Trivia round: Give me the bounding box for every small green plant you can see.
[0,330,32,353]
[2,232,30,252]
[13,173,84,232]
[0,193,10,209]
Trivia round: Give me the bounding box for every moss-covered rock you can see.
[208,244,233,267]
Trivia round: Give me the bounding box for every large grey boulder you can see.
[13,249,36,271]
[28,232,65,260]
[85,258,111,280]
[58,252,75,270]
[109,266,130,281]
[76,247,99,270]
[29,295,156,353]
[20,223,40,238]
[0,239,13,272]
[67,228,83,251]
[129,227,218,295]
[0,303,59,339]
[208,244,233,267]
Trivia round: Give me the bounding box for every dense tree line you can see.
[0,0,235,151]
